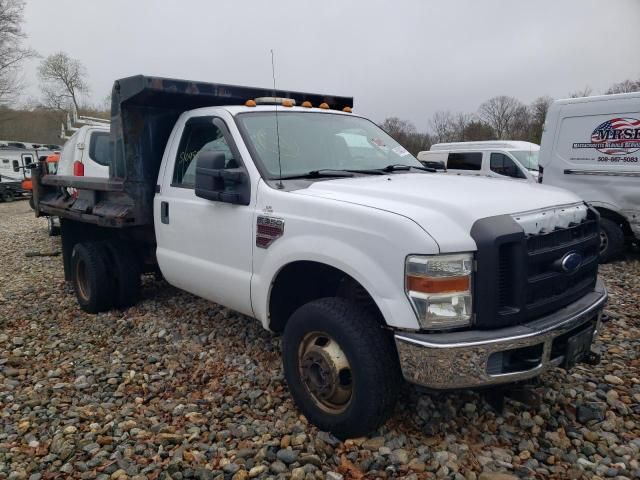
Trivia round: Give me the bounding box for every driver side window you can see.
[490,153,526,179]
[173,119,235,188]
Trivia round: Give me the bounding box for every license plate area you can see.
[561,325,595,369]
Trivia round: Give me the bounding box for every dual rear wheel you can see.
[71,241,141,313]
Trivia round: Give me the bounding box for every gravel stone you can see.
[1,200,639,479]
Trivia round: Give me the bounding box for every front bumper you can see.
[395,278,607,389]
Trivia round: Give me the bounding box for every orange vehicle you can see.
[23,153,59,192]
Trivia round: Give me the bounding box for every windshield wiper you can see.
[382,164,436,173]
[279,169,356,180]
[278,164,434,180]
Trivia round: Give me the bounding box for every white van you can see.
[418,141,540,182]
[539,92,640,261]
[57,125,110,178]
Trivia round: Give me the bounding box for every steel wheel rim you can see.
[599,231,608,254]
[75,258,90,302]
[298,331,353,414]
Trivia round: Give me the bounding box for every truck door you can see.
[155,115,254,317]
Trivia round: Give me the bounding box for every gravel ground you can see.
[0,200,638,480]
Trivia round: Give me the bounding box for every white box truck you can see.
[539,92,640,262]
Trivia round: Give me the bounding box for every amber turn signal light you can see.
[406,275,470,294]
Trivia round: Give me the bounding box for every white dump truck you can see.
[31,75,607,438]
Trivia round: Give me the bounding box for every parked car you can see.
[32,75,607,438]
[539,92,640,262]
[418,141,540,182]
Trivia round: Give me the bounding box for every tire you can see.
[282,297,400,439]
[3,191,13,202]
[47,217,60,236]
[71,242,114,313]
[101,241,141,309]
[599,217,624,263]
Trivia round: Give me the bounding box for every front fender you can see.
[251,233,430,331]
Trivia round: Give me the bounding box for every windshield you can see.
[510,150,539,171]
[236,111,422,178]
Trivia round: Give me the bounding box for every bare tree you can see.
[478,96,524,139]
[380,117,430,155]
[453,112,475,141]
[0,0,36,105]
[464,120,495,141]
[38,52,89,112]
[568,86,592,98]
[529,96,553,143]
[429,110,456,143]
[605,78,640,94]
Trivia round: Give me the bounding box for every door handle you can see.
[161,201,169,224]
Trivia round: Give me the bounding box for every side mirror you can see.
[194,151,250,205]
[421,160,446,171]
[12,160,19,172]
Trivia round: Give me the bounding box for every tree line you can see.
[0,0,638,147]
[382,78,640,155]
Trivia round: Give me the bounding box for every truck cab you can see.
[31,75,607,438]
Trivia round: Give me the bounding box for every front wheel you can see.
[282,297,400,439]
[599,217,624,263]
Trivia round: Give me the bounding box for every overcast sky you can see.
[22,0,640,130]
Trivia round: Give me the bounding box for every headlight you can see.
[405,253,473,330]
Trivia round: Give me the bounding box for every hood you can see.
[292,173,582,252]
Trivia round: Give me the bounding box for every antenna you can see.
[271,49,284,189]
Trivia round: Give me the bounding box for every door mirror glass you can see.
[12,160,19,172]
[194,151,250,205]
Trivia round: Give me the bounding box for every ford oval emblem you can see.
[561,251,583,273]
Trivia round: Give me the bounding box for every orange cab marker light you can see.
[282,99,294,107]
[343,107,352,113]
[319,102,330,109]
[245,99,257,107]
[301,101,312,108]
[407,275,469,294]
